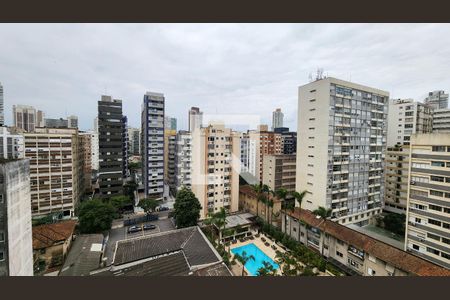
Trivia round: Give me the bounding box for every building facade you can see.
[141,92,165,199]
[0,126,24,160]
[88,131,99,171]
[405,133,450,269]
[272,108,284,130]
[191,123,240,219]
[297,77,389,226]
[44,118,68,128]
[127,127,140,156]
[274,127,297,155]
[282,208,450,276]
[385,146,410,214]
[164,129,177,194]
[387,98,433,147]
[263,154,296,192]
[12,105,45,132]
[0,82,4,126]
[97,95,124,198]
[175,130,192,191]
[122,116,129,178]
[24,128,84,218]
[424,90,449,110]
[188,107,203,132]
[432,108,450,133]
[0,159,33,276]
[67,115,78,128]
[79,132,93,193]
[164,116,177,131]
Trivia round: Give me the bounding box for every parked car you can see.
[159,206,169,211]
[127,225,141,233]
[143,224,157,231]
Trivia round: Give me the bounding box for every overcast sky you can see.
[1,24,450,131]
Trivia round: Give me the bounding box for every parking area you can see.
[104,217,176,265]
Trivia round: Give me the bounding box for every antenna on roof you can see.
[316,68,324,81]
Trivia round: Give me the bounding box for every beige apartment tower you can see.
[297,77,389,226]
[191,123,240,219]
[24,128,84,218]
[405,133,450,269]
[263,154,296,192]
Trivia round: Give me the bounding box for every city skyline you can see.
[1,24,450,131]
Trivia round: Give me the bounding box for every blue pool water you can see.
[231,243,279,276]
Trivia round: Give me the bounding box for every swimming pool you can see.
[231,243,279,276]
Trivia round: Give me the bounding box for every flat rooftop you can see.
[224,212,255,229]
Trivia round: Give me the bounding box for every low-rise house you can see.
[282,208,450,276]
[91,226,232,276]
[32,220,77,275]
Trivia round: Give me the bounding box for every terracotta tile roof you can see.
[239,185,283,203]
[32,220,77,250]
[287,208,450,276]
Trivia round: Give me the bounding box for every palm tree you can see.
[251,183,263,218]
[233,251,255,276]
[275,188,289,233]
[313,206,332,219]
[267,199,274,225]
[256,261,277,276]
[289,190,307,238]
[204,207,227,245]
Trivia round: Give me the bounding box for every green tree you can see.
[382,213,406,236]
[173,187,202,228]
[313,206,332,219]
[257,261,277,276]
[123,181,138,202]
[138,198,160,214]
[251,183,263,218]
[233,251,255,276]
[78,199,116,233]
[204,207,227,245]
[110,195,132,214]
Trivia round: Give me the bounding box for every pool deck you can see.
[229,233,285,276]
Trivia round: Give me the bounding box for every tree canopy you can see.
[138,198,160,214]
[78,199,116,233]
[173,187,202,228]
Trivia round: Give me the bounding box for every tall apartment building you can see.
[424,90,449,110]
[405,133,450,269]
[0,82,4,126]
[272,108,284,130]
[432,108,450,133]
[93,117,99,133]
[175,130,192,191]
[67,115,78,128]
[297,77,389,226]
[385,99,433,213]
[164,129,177,194]
[122,116,129,178]
[274,127,297,154]
[97,95,124,198]
[141,92,165,199]
[164,116,177,131]
[188,107,203,131]
[0,159,33,276]
[24,128,84,218]
[263,154,296,192]
[12,105,44,132]
[127,127,140,156]
[0,126,24,159]
[89,131,99,171]
[387,99,433,146]
[191,123,240,219]
[79,132,93,193]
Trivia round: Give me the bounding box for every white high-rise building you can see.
[88,130,99,171]
[67,115,78,128]
[188,107,203,132]
[191,123,240,219]
[424,90,449,110]
[175,130,192,191]
[0,126,24,159]
[141,92,165,199]
[127,127,141,156]
[297,77,389,226]
[0,82,4,126]
[387,98,433,147]
[272,108,284,130]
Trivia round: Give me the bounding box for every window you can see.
[432,146,446,152]
[0,251,4,261]
[431,176,445,183]
[427,247,440,256]
[0,231,4,242]
[429,204,442,212]
[432,161,446,167]
[442,238,450,245]
[429,219,441,227]
[428,233,441,241]
[442,252,450,260]
[336,251,344,258]
[368,268,376,276]
[430,190,443,198]
[412,244,420,251]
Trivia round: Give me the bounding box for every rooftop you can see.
[224,212,255,229]
[286,208,450,276]
[59,234,104,276]
[32,220,77,250]
[239,185,283,203]
[91,226,230,276]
